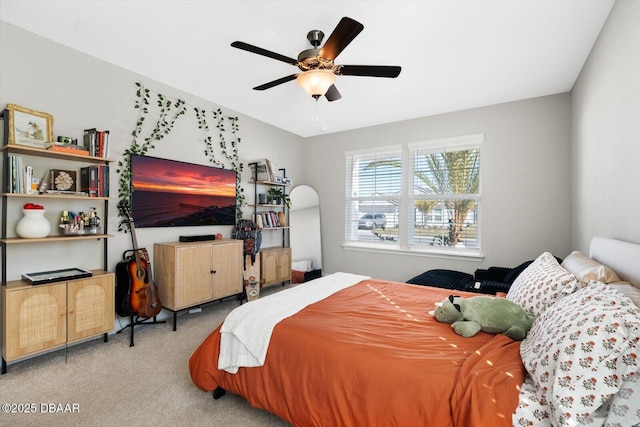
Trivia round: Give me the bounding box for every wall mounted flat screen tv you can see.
[130,154,236,228]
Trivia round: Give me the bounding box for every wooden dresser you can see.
[154,239,243,330]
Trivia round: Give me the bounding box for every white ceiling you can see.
[0,0,614,138]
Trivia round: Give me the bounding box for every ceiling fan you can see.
[231,17,402,101]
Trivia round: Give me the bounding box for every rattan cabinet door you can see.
[211,241,243,300]
[2,283,67,361]
[261,249,278,286]
[261,247,292,287]
[67,274,115,343]
[276,247,292,284]
[175,245,215,309]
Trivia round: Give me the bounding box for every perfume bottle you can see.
[86,207,101,235]
[59,210,70,235]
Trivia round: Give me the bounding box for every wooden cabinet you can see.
[261,246,292,287]
[1,271,114,364]
[1,111,115,373]
[154,239,243,329]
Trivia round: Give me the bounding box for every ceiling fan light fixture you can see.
[232,17,400,101]
[296,70,336,98]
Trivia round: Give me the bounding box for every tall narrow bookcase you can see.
[0,109,114,374]
[248,162,291,287]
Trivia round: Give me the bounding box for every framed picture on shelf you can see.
[50,169,77,192]
[4,104,54,148]
[250,158,275,182]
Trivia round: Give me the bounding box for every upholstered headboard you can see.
[589,236,640,287]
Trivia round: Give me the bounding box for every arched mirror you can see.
[289,185,322,282]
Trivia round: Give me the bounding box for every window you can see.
[344,134,482,256]
[407,135,481,252]
[345,145,402,244]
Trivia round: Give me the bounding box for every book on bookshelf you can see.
[80,165,109,197]
[83,128,96,156]
[50,142,90,155]
[25,165,33,194]
[6,155,39,194]
[80,166,99,197]
[99,130,110,158]
[98,164,109,197]
[83,128,110,158]
[253,211,283,229]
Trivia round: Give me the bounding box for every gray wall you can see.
[305,94,573,281]
[2,0,637,287]
[570,0,640,252]
[0,22,304,281]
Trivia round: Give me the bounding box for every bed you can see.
[189,237,640,427]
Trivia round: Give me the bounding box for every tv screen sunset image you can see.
[130,155,236,227]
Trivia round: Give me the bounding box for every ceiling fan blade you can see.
[231,41,298,65]
[253,74,298,91]
[325,85,342,102]
[319,17,364,61]
[337,65,402,78]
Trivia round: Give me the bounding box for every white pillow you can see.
[506,252,579,316]
[291,259,313,272]
[516,282,640,426]
[561,251,620,284]
[607,281,640,308]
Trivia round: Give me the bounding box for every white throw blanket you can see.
[218,272,370,373]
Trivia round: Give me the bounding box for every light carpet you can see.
[0,289,292,427]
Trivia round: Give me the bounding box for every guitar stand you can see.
[116,315,166,347]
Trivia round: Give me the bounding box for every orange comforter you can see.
[189,279,524,426]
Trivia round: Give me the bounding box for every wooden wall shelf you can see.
[1,144,113,163]
[2,192,110,201]
[2,234,113,244]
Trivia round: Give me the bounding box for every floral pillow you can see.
[514,282,640,426]
[506,252,579,316]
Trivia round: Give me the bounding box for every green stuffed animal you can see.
[431,295,535,341]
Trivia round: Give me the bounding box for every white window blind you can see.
[344,135,482,255]
[345,146,402,245]
[408,135,481,250]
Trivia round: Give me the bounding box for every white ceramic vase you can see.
[16,209,51,238]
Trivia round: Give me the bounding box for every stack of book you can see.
[83,128,110,158]
[79,165,110,197]
[254,211,284,228]
[49,140,89,155]
[6,155,38,194]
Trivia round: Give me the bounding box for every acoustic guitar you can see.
[116,200,162,318]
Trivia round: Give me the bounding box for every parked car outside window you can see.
[358,213,386,230]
